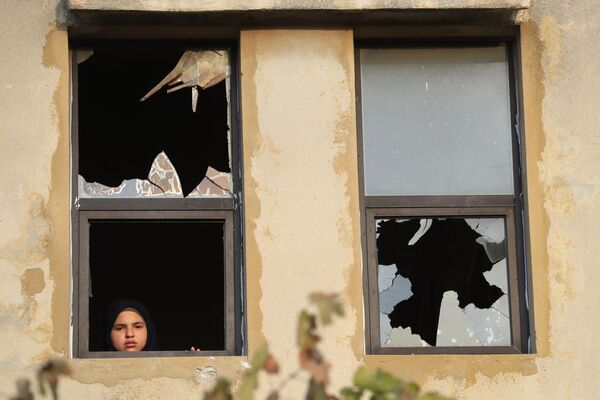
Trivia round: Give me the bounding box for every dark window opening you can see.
[77,49,231,197]
[71,44,242,358]
[376,217,509,347]
[87,220,225,351]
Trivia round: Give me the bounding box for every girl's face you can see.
[110,310,148,351]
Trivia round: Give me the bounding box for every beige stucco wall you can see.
[1,0,599,398]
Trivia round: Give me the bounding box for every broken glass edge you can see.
[376,217,511,347]
[78,49,234,199]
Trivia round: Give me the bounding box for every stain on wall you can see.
[21,268,45,298]
[0,0,62,377]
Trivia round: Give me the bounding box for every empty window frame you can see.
[71,44,243,357]
[357,41,530,354]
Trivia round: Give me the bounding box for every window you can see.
[358,42,530,354]
[71,44,243,357]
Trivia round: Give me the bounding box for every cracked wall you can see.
[1,0,600,399]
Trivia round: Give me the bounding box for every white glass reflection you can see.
[361,47,515,195]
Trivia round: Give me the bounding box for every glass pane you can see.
[376,217,511,347]
[77,49,232,198]
[361,47,515,195]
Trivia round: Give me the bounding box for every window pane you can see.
[88,220,225,351]
[376,217,511,347]
[77,50,232,198]
[361,47,514,195]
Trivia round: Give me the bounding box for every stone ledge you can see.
[68,0,530,12]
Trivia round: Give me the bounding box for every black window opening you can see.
[71,45,243,357]
[76,48,232,198]
[357,42,531,354]
[87,220,227,352]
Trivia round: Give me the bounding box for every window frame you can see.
[355,36,532,355]
[70,42,245,358]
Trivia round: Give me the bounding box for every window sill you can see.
[68,0,530,12]
[80,351,235,359]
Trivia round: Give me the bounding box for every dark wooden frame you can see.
[70,44,245,358]
[355,36,532,355]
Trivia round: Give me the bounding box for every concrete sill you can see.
[68,0,530,13]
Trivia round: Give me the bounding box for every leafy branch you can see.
[204,293,454,400]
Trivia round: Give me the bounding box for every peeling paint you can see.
[240,31,268,354]
[43,24,71,358]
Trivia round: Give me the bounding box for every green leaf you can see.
[419,392,454,400]
[236,344,271,400]
[297,310,318,349]
[353,367,404,394]
[237,372,258,400]
[340,386,363,400]
[204,379,233,400]
[305,378,327,400]
[36,369,46,396]
[406,382,420,395]
[309,293,344,326]
[249,344,270,372]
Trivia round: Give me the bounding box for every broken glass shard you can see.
[187,167,232,198]
[79,152,232,199]
[147,151,183,196]
[436,291,510,346]
[377,217,511,347]
[77,50,94,64]
[140,50,230,112]
[77,49,232,197]
[79,151,183,198]
[379,274,412,315]
[378,264,397,292]
[387,325,429,347]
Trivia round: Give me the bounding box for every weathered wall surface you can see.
[0,0,66,380]
[1,0,599,399]
[240,29,362,398]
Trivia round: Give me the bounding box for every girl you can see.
[105,299,159,351]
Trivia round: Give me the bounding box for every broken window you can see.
[71,46,242,357]
[358,43,530,354]
[77,49,232,198]
[376,216,510,348]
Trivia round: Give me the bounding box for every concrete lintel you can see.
[68,0,530,13]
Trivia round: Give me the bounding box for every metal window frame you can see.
[366,206,521,354]
[70,43,245,358]
[355,36,532,355]
[77,210,235,358]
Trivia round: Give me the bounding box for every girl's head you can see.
[105,299,159,351]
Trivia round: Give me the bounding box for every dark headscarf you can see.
[104,299,159,351]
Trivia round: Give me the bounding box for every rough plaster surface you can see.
[0,0,62,374]
[240,29,362,397]
[69,0,530,12]
[1,0,600,398]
